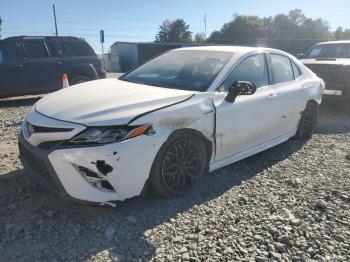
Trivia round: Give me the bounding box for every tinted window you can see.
[58,40,95,57]
[306,43,350,59]
[270,54,294,84]
[45,41,59,57]
[0,42,18,63]
[222,53,268,90]
[292,61,301,78]
[121,50,232,92]
[23,40,48,59]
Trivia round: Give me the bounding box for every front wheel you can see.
[296,102,318,140]
[149,131,208,197]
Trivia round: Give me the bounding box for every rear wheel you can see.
[296,101,318,140]
[70,75,90,85]
[149,131,208,197]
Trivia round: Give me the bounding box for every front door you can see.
[214,53,280,161]
[0,41,28,97]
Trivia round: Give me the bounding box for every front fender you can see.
[130,93,217,163]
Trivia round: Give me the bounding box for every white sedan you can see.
[18,46,324,204]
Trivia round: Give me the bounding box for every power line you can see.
[59,11,204,24]
[3,30,152,39]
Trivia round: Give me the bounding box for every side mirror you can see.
[225,81,257,103]
[297,53,304,59]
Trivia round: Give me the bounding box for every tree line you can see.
[155,10,350,55]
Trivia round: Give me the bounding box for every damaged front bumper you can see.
[19,127,165,203]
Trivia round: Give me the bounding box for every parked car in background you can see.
[0,36,106,98]
[299,41,350,110]
[19,46,324,204]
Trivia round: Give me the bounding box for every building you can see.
[110,42,198,72]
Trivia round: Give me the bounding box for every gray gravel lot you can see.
[0,97,349,262]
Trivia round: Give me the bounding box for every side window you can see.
[291,61,301,79]
[270,54,294,84]
[23,40,48,59]
[45,41,59,57]
[58,40,95,57]
[221,53,268,90]
[0,42,18,63]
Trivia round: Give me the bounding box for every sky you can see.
[1,0,350,54]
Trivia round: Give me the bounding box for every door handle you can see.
[53,62,62,65]
[266,93,277,100]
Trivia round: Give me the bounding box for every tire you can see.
[149,131,209,197]
[296,101,318,140]
[70,75,90,85]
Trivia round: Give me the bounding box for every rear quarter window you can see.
[292,61,302,78]
[58,40,95,57]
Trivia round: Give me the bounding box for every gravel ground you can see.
[0,97,349,262]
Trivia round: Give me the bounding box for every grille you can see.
[32,125,73,133]
[19,142,58,191]
[304,64,349,91]
[38,141,63,150]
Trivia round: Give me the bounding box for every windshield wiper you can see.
[120,78,145,85]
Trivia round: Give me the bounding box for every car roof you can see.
[177,45,256,52]
[2,36,83,41]
[175,45,293,56]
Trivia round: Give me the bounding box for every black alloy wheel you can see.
[149,132,208,197]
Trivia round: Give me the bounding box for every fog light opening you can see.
[101,180,114,190]
[75,165,116,192]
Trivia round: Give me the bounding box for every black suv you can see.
[0,36,106,98]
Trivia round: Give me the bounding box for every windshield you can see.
[120,50,233,92]
[306,43,350,59]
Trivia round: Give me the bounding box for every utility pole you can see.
[100,30,105,55]
[53,4,58,36]
[204,13,207,39]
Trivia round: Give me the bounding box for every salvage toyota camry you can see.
[18,46,324,204]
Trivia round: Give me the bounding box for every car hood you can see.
[35,78,196,126]
[301,58,350,66]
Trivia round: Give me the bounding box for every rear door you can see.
[0,41,28,97]
[22,38,63,93]
[266,53,306,136]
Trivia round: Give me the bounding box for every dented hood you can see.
[35,78,195,126]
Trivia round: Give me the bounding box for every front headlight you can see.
[65,124,151,146]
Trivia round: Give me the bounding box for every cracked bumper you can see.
[19,131,164,203]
